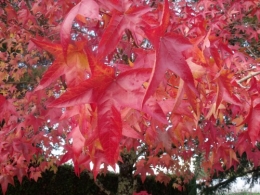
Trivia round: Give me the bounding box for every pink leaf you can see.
[67,126,85,156]
[98,101,122,164]
[122,123,143,140]
[60,0,100,55]
[35,60,65,91]
[143,33,197,105]
[247,104,260,144]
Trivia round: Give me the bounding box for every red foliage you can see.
[0,0,260,194]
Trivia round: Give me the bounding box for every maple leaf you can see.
[97,3,151,58]
[2,0,260,192]
[0,95,16,121]
[92,151,110,179]
[49,65,167,164]
[122,123,143,140]
[147,156,159,167]
[98,101,122,164]
[17,8,35,25]
[29,168,42,182]
[31,38,68,58]
[160,154,173,168]
[155,128,173,153]
[0,175,14,195]
[16,167,27,184]
[246,104,260,144]
[215,70,241,109]
[48,67,114,108]
[48,47,167,164]
[0,95,6,111]
[67,126,85,157]
[156,171,171,185]
[135,159,154,183]
[142,0,197,105]
[32,39,91,90]
[60,0,100,55]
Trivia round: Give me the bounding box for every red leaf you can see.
[98,101,122,164]
[92,151,109,179]
[67,126,85,156]
[0,175,14,195]
[48,87,93,107]
[143,0,170,45]
[29,168,42,182]
[160,0,170,34]
[142,97,167,123]
[35,60,66,91]
[60,0,100,55]
[156,171,171,185]
[31,39,64,57]
[135,159,154,183]
[216,70,241,109]
[116,68,152,91]
[141,1,196,105]
[50,68,166,123]
[143,33,197,105]
[161,154,173,168]
[134,191,151,195]
[247,104,260,144]
[97,4,150,58]
[113,69,167,123]
[0,95,6,112]
[122,123,143,140]
[59,149,74,165]
[171,79,185,114]
[49,68,159,165]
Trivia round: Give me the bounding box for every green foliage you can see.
[2,165,116,195]
[1,165,194,195]
[136,176,181,195]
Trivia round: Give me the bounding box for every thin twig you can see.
[247,47,258,59]
[237,71,260,83]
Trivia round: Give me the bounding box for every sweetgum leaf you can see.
[60,0,100,55]
[97,4,150,58]
[143,33,197,105]
[247,104,260,144]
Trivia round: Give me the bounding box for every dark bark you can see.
[117,149,137,195]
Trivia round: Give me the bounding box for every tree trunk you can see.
[117,149,137,195]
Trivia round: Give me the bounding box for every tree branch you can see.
[237,71,260,84]
[207,175,237,192]
[247,47,258,59]
[4,81,36,85]
[201,167,260,193]
[87,172,112,195]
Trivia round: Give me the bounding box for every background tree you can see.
[0,0,260,194]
